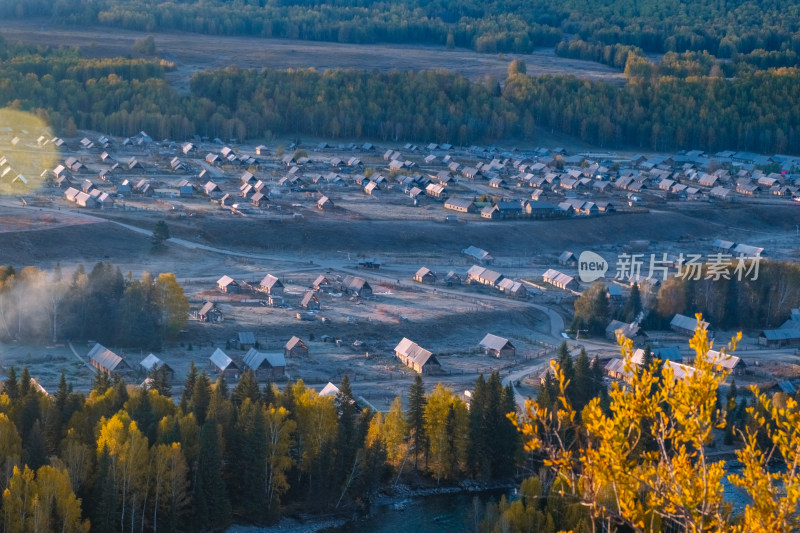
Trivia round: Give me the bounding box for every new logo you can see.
[578,251,608,282]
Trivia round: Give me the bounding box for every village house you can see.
[444,198,477,213]
[139,353,176,381]
[670,314,711,336]
[605,320,645,342]
[243,348,286,379]
[462,245,493,264]
[479,334,516,358]
[235,332,256,351]
[758,329,800,347]
[559,251,578,266]
[217,275,240,293]
[313,275,332,291]
[300,291,320,310]
[466,265,504,288]
[542,269,578,291]
[198,301,223,322]
[209,348,240,381]
[285,336,309,358]
[341,275,372,297]
[88,344,132,376]
[317,196,334,210]
[444,271,462,286]
[259,274,284,295]
[394,338,442,374]
[497,278,527,298]
[413,267,437,284]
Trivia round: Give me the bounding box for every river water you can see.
[335,490,514,533]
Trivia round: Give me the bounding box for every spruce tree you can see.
[180,361,198,413]
[232,369,260,406]
[407,375,427,469]
[4,366,18,400]
[468,374,489,478]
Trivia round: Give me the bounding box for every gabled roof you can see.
[243,348,286,370]
[319,382,340,396]
[210,348,237,371]
[140,353,164,371]
[260,274,283,289]
[199,301,217,315]
[760,329,800,341]
[479,333,513,352]
[87,344,129,372]
[394,337,435,368]
[238,332,256,345]
[606,320,641,338]
[670,313,710,332]
[217,275,236,287]
[286,336,307,350]
[301,292,318,306]
[415,267,433,278]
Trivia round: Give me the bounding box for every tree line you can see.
[570,260,800,336]
[0,262,189,350]
[0,368,520,531]
[4,0,800,58]
[6,42,800,153]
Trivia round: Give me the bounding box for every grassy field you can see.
[0,19,625,93]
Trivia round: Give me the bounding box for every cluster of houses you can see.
[465,265,527,298]
[86,333,309,386]
[393,333,516,374]
[604,344,746,384]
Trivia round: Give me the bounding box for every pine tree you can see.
[263,379,276,407]
[231,399,267,520]
[468,374,489,478]
[407,375,427,469]
[572,348,592,411]
[180,361,198,413]
[232,369,260,406]
[4,366,18,400]
[195,420,231,530]
[621,283,642,322]
[190,372,211,425]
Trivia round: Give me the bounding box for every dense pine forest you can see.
[2,0,800,57]
[0,366,522,532]
[3,38,800,153]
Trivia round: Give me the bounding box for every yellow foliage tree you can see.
[511,314,800,532]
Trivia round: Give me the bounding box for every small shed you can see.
[236,332,256,350]
[413,267,436,284]
[88,344,132,376]
[217,275,240,293]
[198,301,223,323]
[313,275,332,291]
[394,338,442,374]
[209,348,240,380]
[300,292,320,310]
[285,336,309,358]
[243,348,286,379]
[479,334,516,358]
[670,314,710,337]
[259,274,284,295]
[139,354,176,381]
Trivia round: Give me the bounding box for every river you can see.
[333,489,514,533]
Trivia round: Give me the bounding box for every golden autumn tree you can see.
[511,314,800,532]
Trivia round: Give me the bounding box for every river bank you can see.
[225,480,519,533]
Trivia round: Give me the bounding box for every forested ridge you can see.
[3,0,800,57]
[4,39,800,154]
[0,367,522,531]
